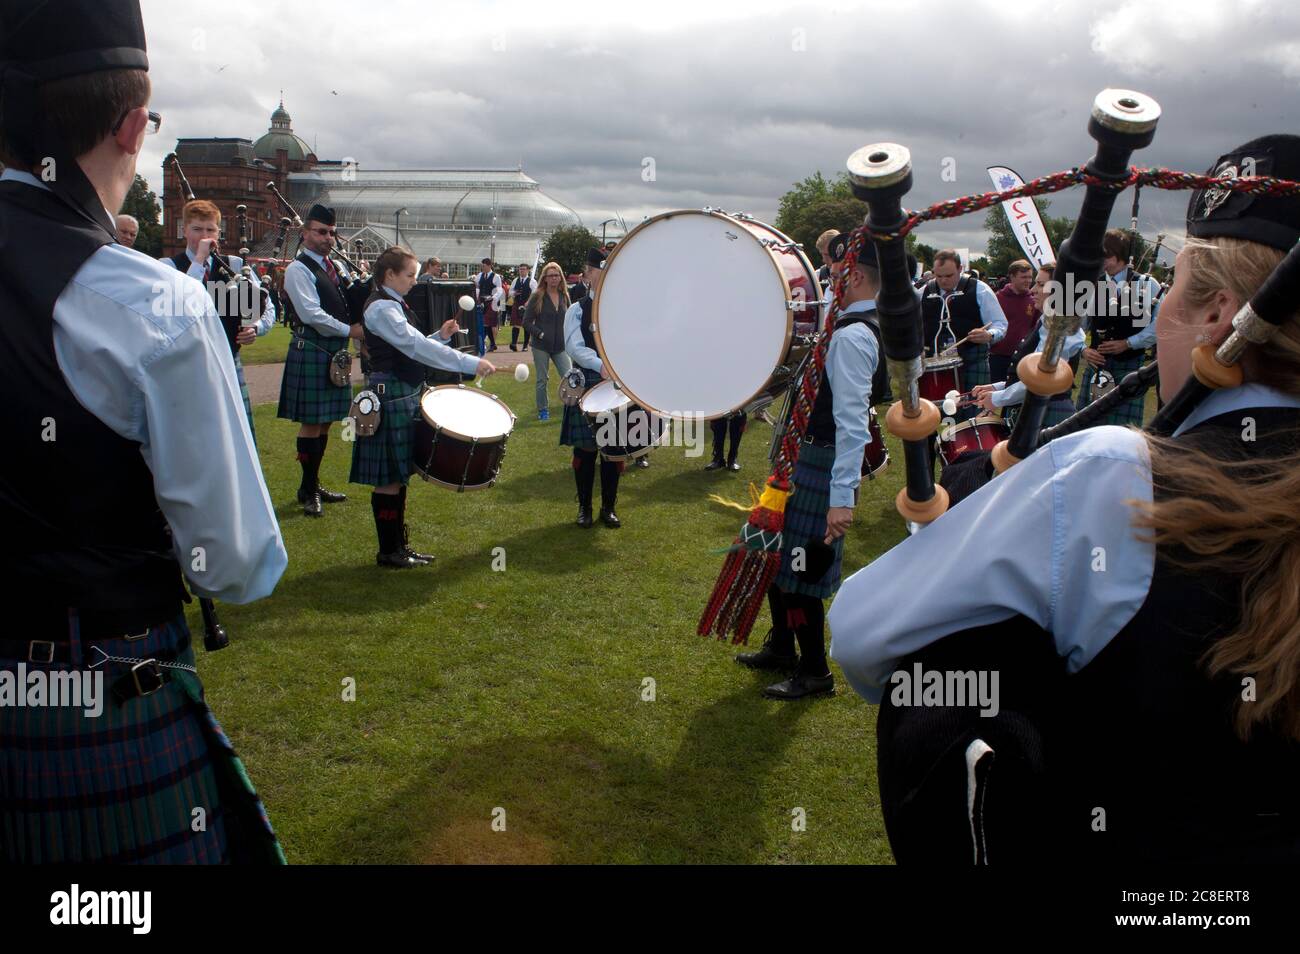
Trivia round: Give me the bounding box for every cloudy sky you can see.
[136,0,1299,256]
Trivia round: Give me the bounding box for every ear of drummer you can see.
[1155,246,1240,402]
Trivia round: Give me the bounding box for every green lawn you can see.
[239,324,293,366]
[194,375,903,864]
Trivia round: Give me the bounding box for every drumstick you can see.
[940,324,994,355]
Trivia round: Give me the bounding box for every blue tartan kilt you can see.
[774,442,845,600]
[277,327,353,424]
[958,342,991,389]
[1076,352,1146,427]
[0,612,283,864]
[349,377,419,487]
[559,366,601,451]
[234,353,255,445]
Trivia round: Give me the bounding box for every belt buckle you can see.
[124,627,150,641]
[28,640,55,663]
[296,338,305,351]
[376,382,386,395]
[130,659,165,698]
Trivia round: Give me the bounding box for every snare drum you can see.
[918,355,963,404]
[862,406,890,479]
[593,209,823,420]
[937,415,1009,467]
[411,385,515,491]
[579,380,667,461]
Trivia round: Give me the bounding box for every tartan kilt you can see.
[234,352,256,445]
[277,328,353,424]
[1076,352,1146,427]
[559,367,601,451]
[958,342,991,390]
[774,442,844,600]
[349,377,419,487]
[0,613,284,864]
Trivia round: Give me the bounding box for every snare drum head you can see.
[578,379,632,415]
[923,354,964,371]
[595,210,806,420]
[420,386,515,440]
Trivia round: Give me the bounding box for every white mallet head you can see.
[514,363,530,383]
[942,398,958,416]
[458,294,475,311]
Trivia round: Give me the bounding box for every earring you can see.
[1196,332,1212,343]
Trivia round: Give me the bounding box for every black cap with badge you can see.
[829,232,918,276]
[305,204,336,227]
[1186,134,1300,252]
[0,0,149,236]
[586,247,607,270]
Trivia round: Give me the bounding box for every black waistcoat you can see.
[1088,271,1153,358]
[806,311,888,443]
[921,276,982,349]
[477,270,497,301]
[579,296,597,352]
[0,182,185,611]
[362,290,427,387]
[285,251,351,332]
[169,251,240,355]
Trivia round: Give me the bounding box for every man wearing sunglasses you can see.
[277,204,365,517]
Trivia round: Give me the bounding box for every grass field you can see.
[193,366,1159,864]
[239,324,293,365]
[194,374,913,864]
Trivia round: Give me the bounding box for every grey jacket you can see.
[524,292,569,354]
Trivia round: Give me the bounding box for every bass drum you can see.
[594,209,823,420]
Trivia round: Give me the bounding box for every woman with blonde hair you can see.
[522,260,572,421]
[830,134,1300,863]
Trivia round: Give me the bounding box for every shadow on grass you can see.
[324,686,811,863]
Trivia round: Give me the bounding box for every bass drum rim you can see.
[592,209,820,421]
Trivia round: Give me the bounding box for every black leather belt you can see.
[1,605,183,664]
[802,435,835,449]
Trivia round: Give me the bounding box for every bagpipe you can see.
[165,154,265,353]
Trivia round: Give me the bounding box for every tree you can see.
[979,199,1074,280]
[542,225,602,277]
[120,173,163,256]
[775,171,868,267]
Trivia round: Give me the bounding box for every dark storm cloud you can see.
[138,0,1299,255]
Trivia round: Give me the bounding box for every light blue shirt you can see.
[828,382,1300,704]
[2,170,287,604]
[563,298,602,373]
[162,247,275,335]
[284,249,351,337]
[937,278,1007,344]
[826,300,881,509]
[363,286,481,375]
[990,321,1086,408]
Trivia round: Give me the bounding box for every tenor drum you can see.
[593,209,823,420]
[579,380,668,461]
[937,416,1009,467]
[412,385,515,491]
[862,406,890,479]
[918,355,963,404]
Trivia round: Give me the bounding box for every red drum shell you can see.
[937,416,1009,467]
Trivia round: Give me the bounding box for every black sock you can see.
[766,585,795,656]
[710,419,726,461]
[786,593,828,677]
[574,451,596,509]
[728,413,746,464]
[599,457,621,511]
[297,436,318,495]
[371,491,401,553]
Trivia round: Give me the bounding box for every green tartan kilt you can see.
[1076,352,1146,427]
[0,613,284,864]
[234,352,255,445]
[774,442,845,600]
[958,342,991,389]
[349,377,419,487]
[277,328,353,424]
[559,367,601,452]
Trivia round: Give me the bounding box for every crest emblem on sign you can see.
[1201,162,1238,219]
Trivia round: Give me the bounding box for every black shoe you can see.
[402,526,434,564]
[736,638,798,672]
[303,491,323,517]
[599,508,621,528]
[705,458,725,471]
[576,506,593,528]
[317,486,347,504]
[763,671,835,700]
[728,461,742,472]
[635,457,649,469]
[376,550,421,569]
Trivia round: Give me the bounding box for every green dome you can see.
[254,99,312,162]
